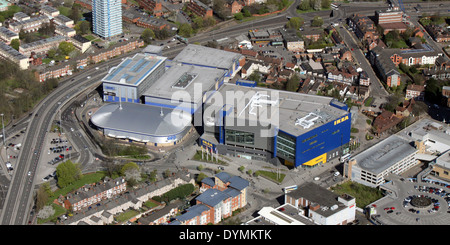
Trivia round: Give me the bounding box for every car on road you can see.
[27,171,31,176]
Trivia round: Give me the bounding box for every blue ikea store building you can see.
[200,84,352,168]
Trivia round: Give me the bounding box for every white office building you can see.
[92,0,123,38]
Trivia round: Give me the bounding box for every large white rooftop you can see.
[173,44,243,71]
[102,53,166,86]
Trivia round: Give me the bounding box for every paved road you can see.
[0,52,140,225]
[336,25,389,99]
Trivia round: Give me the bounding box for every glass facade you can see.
[276,131,296,161]
[225,129,254,145]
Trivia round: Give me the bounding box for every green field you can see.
[330,181,384,208]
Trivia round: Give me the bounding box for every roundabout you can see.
[370,176,450,225]
[410,196,433,209]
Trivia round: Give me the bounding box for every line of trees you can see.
[0,61,58,126]
[297,0,331,11]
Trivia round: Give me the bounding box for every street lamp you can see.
[0,113,5,147]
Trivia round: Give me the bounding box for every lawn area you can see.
[330,181,384,208]
[57,6,71,17]
[42,58,52,64]
[255,170,286,184]
[48,172,106,202]
[390,40,408,49]
[84,34,96,41]
[115,209,140,223]
[364,97,373,107]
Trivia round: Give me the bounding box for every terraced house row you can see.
[170,172,249,225]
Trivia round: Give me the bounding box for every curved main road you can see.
[0,55,131,225]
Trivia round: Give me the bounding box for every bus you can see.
[175,35,188,44]
[331,3,339,10]
[340,153,351,163]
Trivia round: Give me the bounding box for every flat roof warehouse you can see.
[103,53,167,86]
[143,62,226,110]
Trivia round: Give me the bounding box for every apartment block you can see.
[19,35,67,57]
[185,0,213,17]
[92,0,123,38]
[0,26,19,44]
[40,5,60,18]
[137,0,164,16]
[0,41,29,69]
[9,15,50,33]
[375,9,403,24]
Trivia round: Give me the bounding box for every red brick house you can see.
[372,110,402,135]
[227,0,243,14]
[137,0,165,16]
[60,177,127,212]
[186,0,213,17]
[406,84,425,101]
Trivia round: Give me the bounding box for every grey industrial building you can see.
[102,53,167,103]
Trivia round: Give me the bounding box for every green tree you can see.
[321,0,331,9]
[192,15,204,29]
[311,16,323,27]
[56,160,82,188]
[298,0,311,11]
[120,162,140,176]
[286,17,304,29]
[242,7,252,17]
[36,182,52,211]
[141,28,155,44]
[75,20,91,35]
[120,162,141,185]
[47,48,57,59]
[234,12,244,20]
[203,16,216,27]
[10,39,19,50]
[178,23,193,38]
[196,172,208,184]
[286,74,300,92]
[58,41,75,56]
[248,71,262,82]
[148,169,158,182]
[69,3,82,23]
